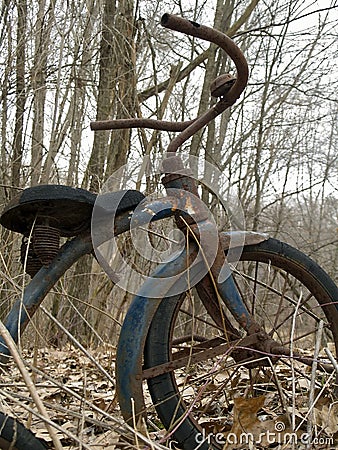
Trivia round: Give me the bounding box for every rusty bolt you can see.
[210,73,236,98]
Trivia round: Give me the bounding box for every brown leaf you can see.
[232,395,266,433]
[313,403,338,435]
[223,396,266,449]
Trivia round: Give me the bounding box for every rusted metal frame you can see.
[172,336,229,354]
[142,334,259,380]
[90,14,248,156]
[160,156,243,331]
[194,274,242,336]
[220,230,269,249]
[0,197,178,362]
[161,13,248,155]
[272,345,333,373]
[169,208,255,330]
[142,328,335,380]
[211,256,255,332]
[160,154,255,332]
[94,195,193,250]
[98,194,265,423]
[193,232,269,334]
[90,118,194,132]
[142,324,336,380]
[89,97,227,152]
[166,105,233,155]
[172,333,209,345]
[114,211,261,420]
[160,14,248,103]
[206,235,258,332]
[194,235,268,333]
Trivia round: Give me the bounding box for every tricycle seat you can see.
[1,185,144,237]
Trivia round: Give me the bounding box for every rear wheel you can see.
[0,412,47,450]
[144,238,338,449]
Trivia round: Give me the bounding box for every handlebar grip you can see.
[161,13,248,104]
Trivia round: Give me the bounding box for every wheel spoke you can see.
[145,239,338,449]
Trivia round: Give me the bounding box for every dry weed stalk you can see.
[0,319,64,449]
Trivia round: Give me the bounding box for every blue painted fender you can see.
[116,241,204,422]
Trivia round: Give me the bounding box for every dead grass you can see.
[0,342,337,449]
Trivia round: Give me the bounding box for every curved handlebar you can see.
[90,13,248,153]
[161,14,248,104]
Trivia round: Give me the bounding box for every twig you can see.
[131,398,139,449]
[307,320,324,447]
[324,347,338,375]
[29,360,170,449]
[40,306,115,385]
[295,371,336,433]
[290,292,302,443]
[18,219,37,354]
[0,320,64,450]
[0,389,93,449]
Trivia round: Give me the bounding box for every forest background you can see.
[0,0,337,345]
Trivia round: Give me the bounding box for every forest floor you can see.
[0,345,337,449]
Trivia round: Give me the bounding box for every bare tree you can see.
[11,0,27,194]
[83,0,137,192]
[0,0,337,342]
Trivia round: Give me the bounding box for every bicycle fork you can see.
[161,154,260,334]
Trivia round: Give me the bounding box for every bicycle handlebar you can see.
[90,13,248,153]
[160,14,248,104]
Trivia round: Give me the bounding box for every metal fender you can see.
[220,230,269,249]
[116,241,204,423]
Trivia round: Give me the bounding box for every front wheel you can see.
[144,238,338,449]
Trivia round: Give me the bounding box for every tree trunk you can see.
[11,0,27,194]
[30,0,53,185]
[105,0,137,181]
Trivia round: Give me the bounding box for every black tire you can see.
[144,238,338,450]
[0,412,47,450]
